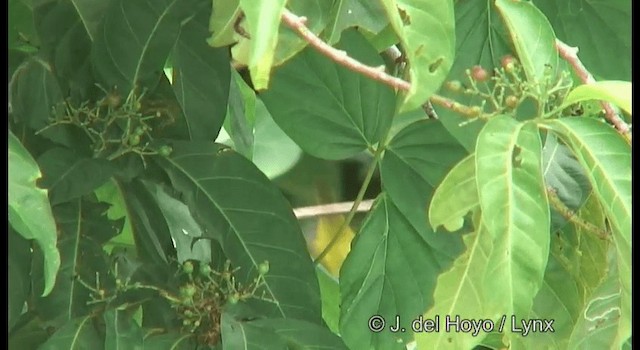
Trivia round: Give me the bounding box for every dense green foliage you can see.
[8,0,631,349]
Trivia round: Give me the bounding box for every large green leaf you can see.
[154,141,322,323]
[533,0,631,80]
[316,267,340,334]
[567,249,626,349]
[9,56,63,130]
[261,29,395,160]
[221,314,348,349]
[521,209,609,349]
[34,199,121,326]
[561,81,632,116]
[541,134,591,232]
[324,0,388,44]
[416,213,498,349]
[541,117,631,344]
[172,9,230,140]
[33,0,111,96]
[475,117,550,319]
[433,0,513,151]
[340,195,442,349]
[379,0,456,112]
[37,148,116,205]
[39,316,102,349]
[118,180,177,266]
[104,309,144,350]
[91,0,198,95]
[8,228,32,331]
[8,131,60,296]
[428,154,477,232]
[496,0,559,92]
[237,0,287,90]
[380,119,467,257]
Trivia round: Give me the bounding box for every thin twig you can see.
[555,39,631,139]
[293,200,375,219]
[281,9,411,91]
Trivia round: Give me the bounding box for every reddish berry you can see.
[501,55,517,73]
[470,65,489,82]
[505,95,518,109]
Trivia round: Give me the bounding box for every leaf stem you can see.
[312,146,383,266]
[554,39,631,141]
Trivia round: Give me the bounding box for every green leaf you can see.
[521,216,609,349]
[340,195,442,349]
[562,81,632,116]
[95,179,135,249]
[8,131,60,296]
[541,133,591,232]
[172,9,231,140]
[324,0,389,44]
[380,0,456,112]
[155,141,322,322]
[104,309,144,350]
[9,0,39,52]
[9,228,32,331]
[34,199,121,325]
[143,332,194,349]
[237,0,287,90]
[428,154,478,232]
[9,56,63,130]
[261,29,395,160]
[533,0,631,80]
[475,117,550,318]
[148,182,212,263]
[33,0,111,96]
[272,0,333,65]
[9,313,50,349]
[541,117,631,345]
[416,213,498,349]
[37,148,116,205]
[380,119,467,256]
[118,180,177,266]
[207,0,240,46]
[221,314,348,349]
[223,70,257,159]
[316,267,340,334]
[432,0,513,151]
[219,97,303,179]
[567,254,624,349]
[92,0,198,95]
[495,0,559,92]
[39,316,102,349]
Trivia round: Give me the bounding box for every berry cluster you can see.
[443,55,573,123]
[38,87,173,163]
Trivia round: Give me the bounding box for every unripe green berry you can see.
[444,80,462,92]
[128,134,140,146]
[228,293,240,305]
[134,126,145,136]
[199,264,212,277]
[505,95,518,109]
[258,261,270,275]
[158,145,173,157]
[183,261,194,274]
[180,284,197,299]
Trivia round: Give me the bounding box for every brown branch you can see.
[555,39,631,139]
[293,200,375,219]
[281,9,411,91]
